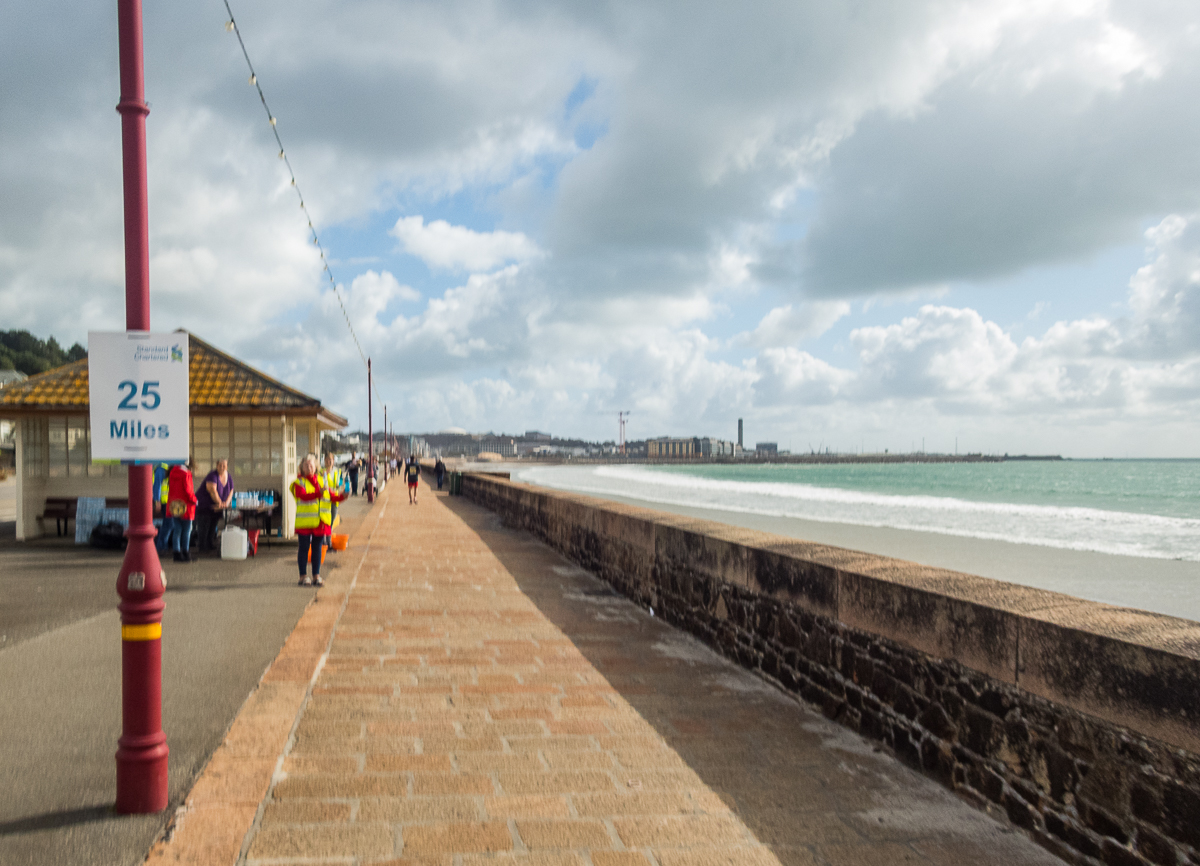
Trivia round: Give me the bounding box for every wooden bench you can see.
[38,498,76,536]
[37,496,132,537]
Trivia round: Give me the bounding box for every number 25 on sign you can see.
[88,332,189,464]
[118,380,161,411]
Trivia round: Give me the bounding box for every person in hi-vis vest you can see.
[318,452,346,551]
[153,462,174,553]
[291,453,343,587]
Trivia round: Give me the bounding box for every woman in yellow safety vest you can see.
[291,453,331,587]
[318,452,344,551]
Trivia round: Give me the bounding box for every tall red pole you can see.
[114,0,168,814]
[383,405,388,480]
[366,359,375,503]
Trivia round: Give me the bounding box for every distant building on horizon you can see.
[647,437,695,458]
[524,430,552,441]
[755,442,778,457]
[482,437,516,458]
[647,436,739,459]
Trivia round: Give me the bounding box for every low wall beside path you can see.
[463,473,1200,866]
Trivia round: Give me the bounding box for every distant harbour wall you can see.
[463,472,1200,866]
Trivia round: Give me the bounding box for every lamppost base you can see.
[115,734,169,814]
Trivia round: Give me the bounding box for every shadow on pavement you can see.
[0,806,115,836]
[440,492,1060,866]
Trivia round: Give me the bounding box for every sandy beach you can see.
[491,465,1200,624]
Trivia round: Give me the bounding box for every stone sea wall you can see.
[463,473,1200,866]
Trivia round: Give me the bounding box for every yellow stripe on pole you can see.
[121,623,162,642]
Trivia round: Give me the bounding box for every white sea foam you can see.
[517,465,1200,562]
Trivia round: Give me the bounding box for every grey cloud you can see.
[793,61,1200,296]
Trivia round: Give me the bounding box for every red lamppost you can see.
[114,0,169,814]
[366,358,375,503]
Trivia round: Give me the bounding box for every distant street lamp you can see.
[366,359,375,503]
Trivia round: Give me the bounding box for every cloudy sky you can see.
[3,0,1200,456]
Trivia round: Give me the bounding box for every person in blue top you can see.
[196,458,234,555]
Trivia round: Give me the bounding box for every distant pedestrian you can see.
[166,459,198,562]
[406,456,420,504]
[344,451,361,496]
[435,457,446,490]
[196,458,234,554]
[291,453,331,587]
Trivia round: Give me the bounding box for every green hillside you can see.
[0,330,87,375]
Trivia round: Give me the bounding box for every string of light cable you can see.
[222,0,380,402]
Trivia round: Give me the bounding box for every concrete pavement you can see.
[0,493,374,865]
[149,484,1061,866]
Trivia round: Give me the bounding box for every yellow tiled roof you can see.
[0,332,345,424]
[0,358,90,408]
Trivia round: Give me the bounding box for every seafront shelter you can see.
[0,331,347,541]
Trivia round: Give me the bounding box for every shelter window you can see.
[271,430,283,475]
[233,417,253,476]
[194,415,284,479]
[67,417,88,477]
[284,421,296,477]
[48,417,67,477]
[41,415,102,477]
[191,416,213,477]
[192,415,231,477]
[250,417,280,475]
[22,418,46,477]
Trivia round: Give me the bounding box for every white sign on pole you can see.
[88,331,190,463]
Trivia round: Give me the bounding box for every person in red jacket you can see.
[166,459,199,563]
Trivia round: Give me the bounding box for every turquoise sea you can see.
[516,460,1200,562]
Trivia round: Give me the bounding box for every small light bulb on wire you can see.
[269,116,277,126]
[248,74,256,85]
[225,20,235,31]
[279,149,285,159]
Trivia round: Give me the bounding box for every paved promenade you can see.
[149,485,1061,866]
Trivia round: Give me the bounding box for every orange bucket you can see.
[330,533,348,551]
[307,542,326,564]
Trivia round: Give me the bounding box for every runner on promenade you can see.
[406,455,420,504]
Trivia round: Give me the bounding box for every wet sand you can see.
[490,466,1200,624]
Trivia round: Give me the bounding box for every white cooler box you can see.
[221,526,249,560]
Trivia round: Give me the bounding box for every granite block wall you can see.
[464,473,1200,866]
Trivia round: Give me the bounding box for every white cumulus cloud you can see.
[391,216,542,273]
